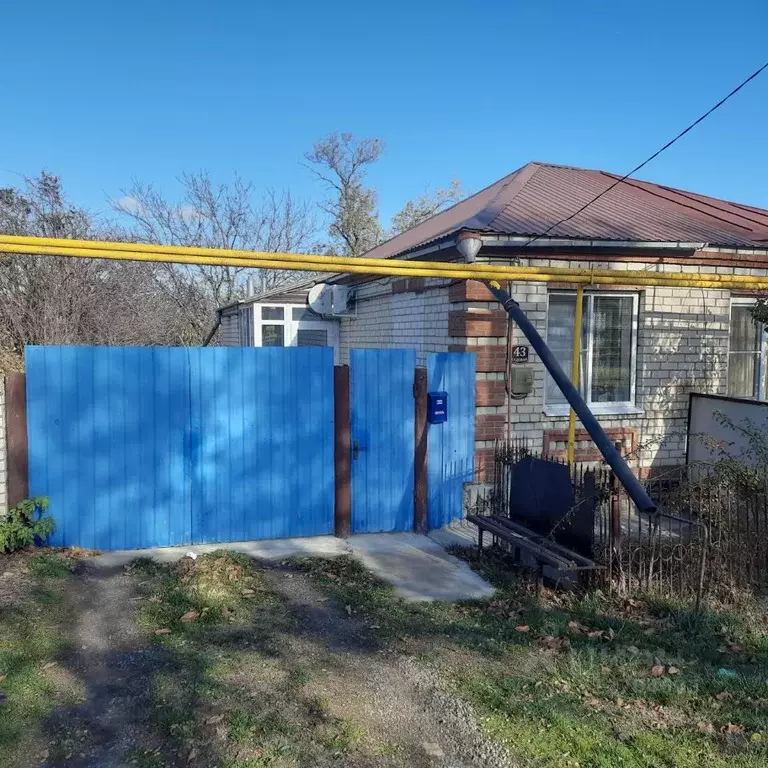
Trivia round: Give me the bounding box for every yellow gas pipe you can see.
[1,235,768,292]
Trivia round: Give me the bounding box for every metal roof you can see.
[366,162,768,259]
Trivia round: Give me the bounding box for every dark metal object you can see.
[6,373,29,507]
[333,365,351,538]
[485,281,656,515]
[413,367,428,533]
[467,514,603,573]
[507,456,595,558]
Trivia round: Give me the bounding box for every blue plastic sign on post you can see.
[427,391,448,424]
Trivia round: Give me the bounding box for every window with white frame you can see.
[254,304,338,352]
[728,299,766,399]
[545,291,639,413]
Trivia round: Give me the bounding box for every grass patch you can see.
[129,551,277,637]
[26,552,76,579]
[292,550,768,768]
[126,552,377,767]
[0,553,81,765]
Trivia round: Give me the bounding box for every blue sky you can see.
[1,1,767,227]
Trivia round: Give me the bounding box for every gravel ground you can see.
[41,564,180,768]
[21,560,511,768]
[264,568,513,768]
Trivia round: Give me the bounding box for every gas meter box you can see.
[427,392,448,424]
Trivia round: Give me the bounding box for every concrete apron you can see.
[89,532,495,603]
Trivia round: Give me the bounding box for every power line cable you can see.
[514,59,768,252]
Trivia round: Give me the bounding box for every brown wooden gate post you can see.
[334,365,351,538]
[5,373,29,508]
[414,367,428,533]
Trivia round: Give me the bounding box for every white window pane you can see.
[261,306,284,320]
[546,295,574,404]
[546,294,588,404]
[728,353,758,398]
[297,328,328,347]
[591,296,633,403]
[729,305,759,352]
[261,325,284,346]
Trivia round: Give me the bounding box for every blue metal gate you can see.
[26,346,335,550]
[350,349,416,533]
[427,352,476,528]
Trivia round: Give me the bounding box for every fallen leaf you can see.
[726,643,745,654]
[626,645,640,655]
[41,662,56,670]
[587,630,604,640]
[651,664,665,677]
[221,606,234,618]
[568,621,589,635]
[643,627,657,636]
[0,674,5,684]
[616,698,625,707]
[715,691,734,701]
[148,596,161,603]
[586,697,601,707]
[606,627,615,642]
[241,588,256,596]
[188,747,198,761]
[515,625,530,633]
[667,666,680,676]
[345,605,352,616]
[180,611,200,623]
[155,628,171,635]
[697,721,715,734]
[539,635,570,651]
[205,714,225,725]
[316,597,329,602]
[721,722,745,735]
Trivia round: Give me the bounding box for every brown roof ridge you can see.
[463,162,543,230]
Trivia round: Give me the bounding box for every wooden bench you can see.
[466,514,604,586]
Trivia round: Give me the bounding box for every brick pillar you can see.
[448,280,508,482]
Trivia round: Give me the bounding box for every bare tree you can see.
[112,172,319,342]
[387,179,465,236]
[304,132,384,256]
[0,172,188,359]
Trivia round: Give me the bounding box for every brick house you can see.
[220,162,768,482]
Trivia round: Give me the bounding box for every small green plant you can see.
[0,497,54,552]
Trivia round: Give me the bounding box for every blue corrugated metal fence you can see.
[427,352,476,528]
[350,349,416,533]
[26,346,335,550]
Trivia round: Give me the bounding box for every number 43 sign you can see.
[511,345,529,363]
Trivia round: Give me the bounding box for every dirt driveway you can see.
[0,550,511,768]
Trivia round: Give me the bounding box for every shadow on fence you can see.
[469,439,768,606]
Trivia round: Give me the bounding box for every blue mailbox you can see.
[427,391,448,424]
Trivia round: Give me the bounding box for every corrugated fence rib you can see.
[350,349,416,533]
[26,346,335,550]
[427,352,476,529]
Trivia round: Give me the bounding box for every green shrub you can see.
[0,497,53,552]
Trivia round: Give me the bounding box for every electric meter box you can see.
[427,392,448,424]
[510,367,534,396]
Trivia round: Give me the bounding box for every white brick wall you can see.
[493,260,735,471]
[339,279,452,365]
